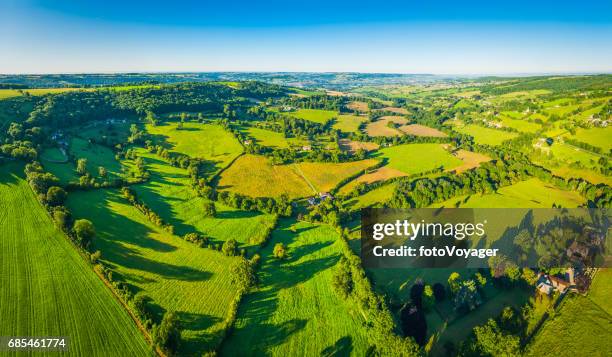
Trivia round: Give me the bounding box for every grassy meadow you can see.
[222,220,371,356]
[66,188,243,355]
[0,164,150,356]
[453,124,519,146]
[244,126,307,148]
[376,143,463,175]
[146,122,244,174]
[129,150,277,246]
[333,114,367,133]
[432,178,585,208]
[285,108,337,124]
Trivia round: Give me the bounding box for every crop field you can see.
[343,182,397,210]
[285,108,337,124]
[453,124,519,146]
[452,149,491,173]
[338,139,379,153]
[338,166,406,195]
[128,150,277,246]
[244,127,307,148]
[365,116,409,137]
[222,220,371,356]
[432,178,585,208]
[346,101,368,112]
[332,114,367,133]
[376,106,409,115]
[218,155,315,198]
[218,154,378,198]
[376,143,463,175]
[296,159,378,193]
[0,164,150,356]
[399,124,447,137]
[338,166,405,193]
[66,188,242,355]
[146,122,244,174]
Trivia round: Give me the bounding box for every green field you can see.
[285,108,337,124]
[343,182,397,210]
[526,293,612,356]
[332,114,367,133]
[432,178,585,208]
[453,124,519,146]
[129,149,277,246]
[498,114,541,133]
[0,163,150,356]
[568,126,612,153]
[146,122,244,174]
[71,137,123,177]
[244,127,307,148]
[376,143,463,175]
[66,188,242,355]
[39,147,67,162]
[222,220,371,356]
[0,87,89,100]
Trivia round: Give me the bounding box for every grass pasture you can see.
[432,178,585,208]
[0,163,150,356]
[453,124,519,146]
[498,115,541,133]
[71,137,123,177]
[376,143,463,175]
[0,87,89,100]
[129,150,277,246]
[244,127,307,148]
[285,108,337,124]
[146,122,243,174]
[333,114,367,133]
[66,188,243,355]
[568,126,612,153]
[222,220,371,356]
[343,182,398,210]
[526,294,612,356]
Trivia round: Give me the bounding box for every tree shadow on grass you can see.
[222,221,341,354]
[321,336,353,357]
[79,192,212,282]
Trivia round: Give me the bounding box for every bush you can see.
[153,311,181,355]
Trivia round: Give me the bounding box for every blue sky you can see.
[1,0,612,74]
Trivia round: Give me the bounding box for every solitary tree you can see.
[202,201,216,217]
[73,219,95,247]
[76,158,88,175]
[273,243,287,259]
[98,166,107,178]
[46,186,67,206]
